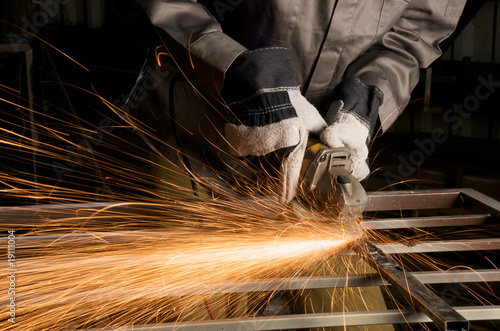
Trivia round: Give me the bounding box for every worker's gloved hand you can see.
[320,77,384,180]
[221,47,327,203]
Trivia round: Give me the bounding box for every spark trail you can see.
[0,83,362,329]
[0,198,362,330]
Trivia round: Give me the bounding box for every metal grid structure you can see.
[1,188,499,330]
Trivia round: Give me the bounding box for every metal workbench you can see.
[1,189,499,330]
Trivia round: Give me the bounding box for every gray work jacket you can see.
[143,0,466,131]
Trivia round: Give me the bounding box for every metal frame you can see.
[113,307,500,331]
[355,238,469,331]
[1,189,500,330]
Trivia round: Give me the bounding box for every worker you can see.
[126,0,466,202]
[125,0,466,328]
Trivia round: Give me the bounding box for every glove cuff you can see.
[330,77,383,140]
[221,47,302,127]
[221,47,299,103]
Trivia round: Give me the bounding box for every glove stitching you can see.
[228,86,300,107]
[236,103,293,117]
[351,77,384,101]
[339,109,370,130]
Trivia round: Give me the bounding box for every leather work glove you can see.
[221,47,327,203]
[320,77,384,180]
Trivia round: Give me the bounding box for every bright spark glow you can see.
[0,198,361,329]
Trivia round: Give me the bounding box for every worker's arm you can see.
[139,0,327,202]
[344,0,466,132]
[319,0,465,179]
[222,48,328,202]
[140,0,247,99]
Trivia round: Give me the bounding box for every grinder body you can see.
[299,139,368,215]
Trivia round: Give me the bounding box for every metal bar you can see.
[460,188,500,219]
[2,189,499,330]
[365,190,461,212]
[377,238,500,254]
[0,188,491,216]
[361,214,491,230]
[22,271,500,308]
[0,202,118,226]
[107,306,500,331]
[0,230,195,248]
[4,269,498,306]
[0,199,280,229]
[0,202,169,228]
[6,275,385,307]
[5,231,499,255]
[354,238,469,331]
[1,189,495,228]
[413,269,500,284]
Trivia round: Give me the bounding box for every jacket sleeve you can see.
[140,0,247,99]
[344,0,466,132]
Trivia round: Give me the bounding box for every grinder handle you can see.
[300,137,367,214]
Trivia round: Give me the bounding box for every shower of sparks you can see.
[0,85,368,329]
[1,34,498,330]
[0,195,362,329]
[1,84,498,331]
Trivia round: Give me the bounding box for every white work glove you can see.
[225,89,326,202]
[222,48,327,203]
[321,100,370,179]
[320,78,384,180]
